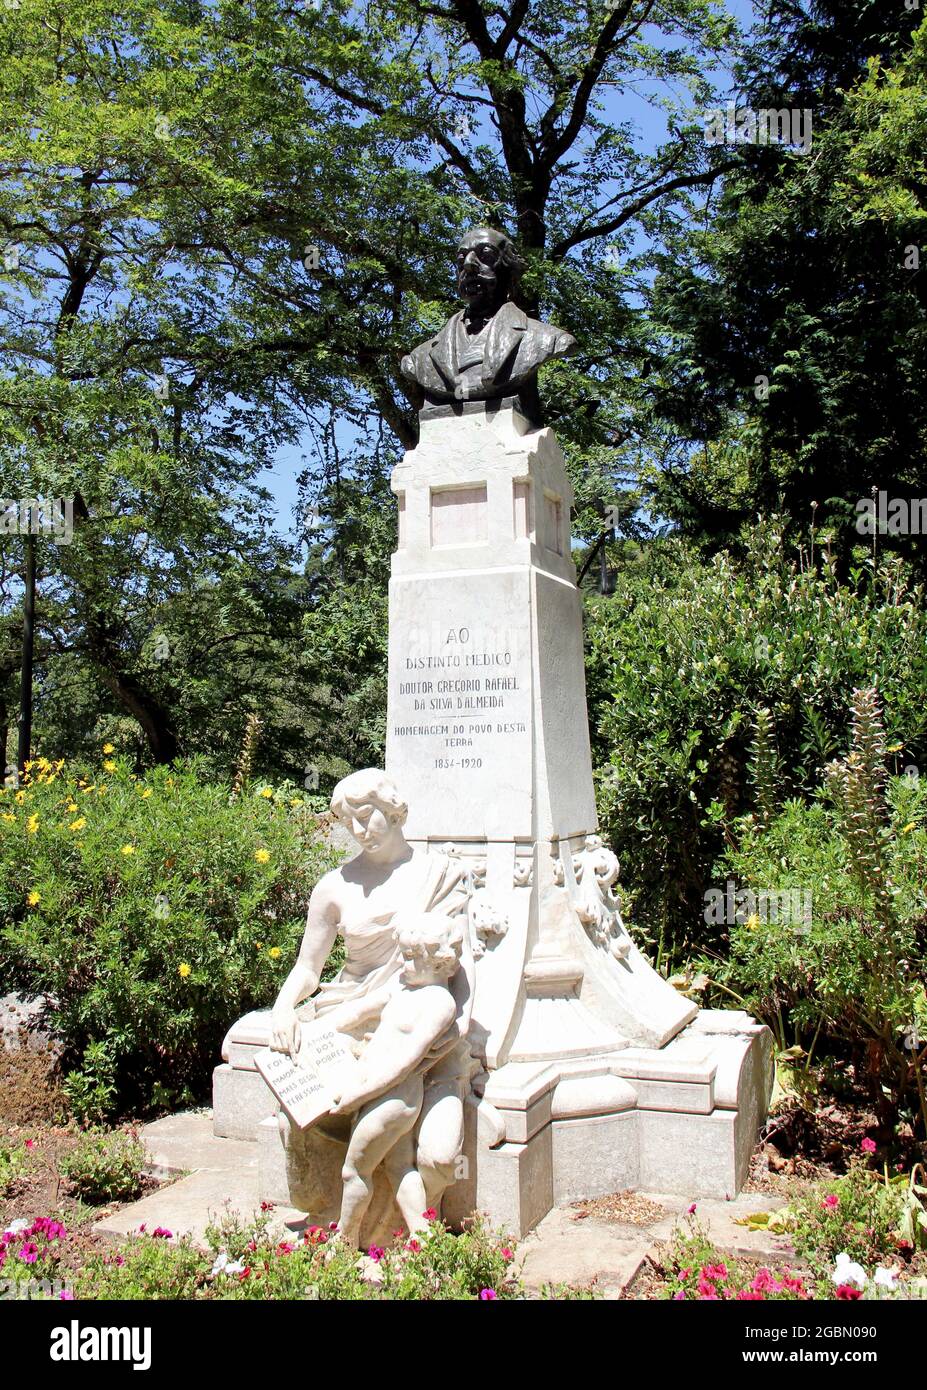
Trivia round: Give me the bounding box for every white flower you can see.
[874,1267,898,1290]
[832,1252,867,1287]
[210,1251,246,1277]
[3,1219,28,1236]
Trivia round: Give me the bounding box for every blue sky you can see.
[261,0,760,540]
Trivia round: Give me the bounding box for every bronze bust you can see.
[400,227,576,418]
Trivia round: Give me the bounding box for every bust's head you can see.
[455,227,524,312]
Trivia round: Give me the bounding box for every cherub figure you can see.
[322,912,464,1248]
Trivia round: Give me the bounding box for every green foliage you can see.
[660,1212,811,1300]
[648,4,927,565]
[787,1159,908,1281]
[586,536,927,962]
[0,1138,33,1198]
[714,710,927,1131]
[0,755,339,1115]
[73,1208,529,1301]
[59,1128,147,1205]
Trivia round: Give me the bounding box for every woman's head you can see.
[330,769,408,852]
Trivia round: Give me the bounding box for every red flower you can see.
[822,1194,839,1209]
[423,1208,438,1221]
[835,1284,863,1300]
[24,1140,34,1150]
[260,1201,275,1212]
[405,1239,421,1253]
[367,1245,385,1262]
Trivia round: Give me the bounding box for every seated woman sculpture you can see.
[269,768,474,1220]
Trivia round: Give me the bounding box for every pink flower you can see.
[736,1290,764,1300]
[17,1242,38,1264]
[59,1289,74,1300]
[479,1288,498,1300]
[277,1242,294,1255]
[367,1245,385,1263]
[835,1284,863,1300]
[24,1140,34,1150]
[405,1239,421,1253]
[423,1208,438,1221]
[501,1247,514,1262]
[151,1226,172,1239]
[861,1137,877,1155]
[114,1255,125,1267]
[822,1194,839,1209]
[672,1290,686,1300]
[687,1203,697,1215]
[137,1224,146,1233]
[327,1222,339,1231]
[701,1263,728,1281]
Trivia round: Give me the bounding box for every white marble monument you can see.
[212,227,772,1238]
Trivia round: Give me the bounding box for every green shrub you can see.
[60,1128,147,1204]
[0,1138,33,1197]
[585,536,927,964]
[72,1208,528,1300]
[659,1213,811,1300]
[787,1158,907,1280]
[712,690,927,1133]
[0,755,339,1116]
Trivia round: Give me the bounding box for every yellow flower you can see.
[255,942,264,951]
[67,802,78,813]
[103,760,116,773]
[27,814,39,834]
[15,791,25,805]
[290,798,303,807]
[139,787,152,800]
[178,962,191,978]
[102,743,115,755]
[1,812,14,823]
[259,787,273,799]
[901,821,917,834]
[69,817,87,832]
[268,947,282,960]
[254,848,270,864]
[27,891,40,907]
[745,913,762,931]
[120,844,136,856]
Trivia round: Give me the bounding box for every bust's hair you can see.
[329,769,408,827]
[462,226,525,284]
[394,912,464,971]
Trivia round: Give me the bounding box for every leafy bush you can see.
[0,1216,68,1291]
[786,1157,908,1280]
[59,1128,147,1205]
[659,1213,811,1300]
[0,1138,34,1197]
[0,754,338,1116]
[713,690,927,1134]
[72,1208,529,1301]
[585,536,927,964]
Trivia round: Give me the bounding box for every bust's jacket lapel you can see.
[483,301,526,387]
[427,310,463,391]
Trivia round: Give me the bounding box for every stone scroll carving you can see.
[570,834,632,962]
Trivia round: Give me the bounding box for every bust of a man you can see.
[400,227,577,418]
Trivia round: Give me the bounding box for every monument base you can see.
[214,1006,773,1237]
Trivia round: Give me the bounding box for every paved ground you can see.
[99,1111,794,1295]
